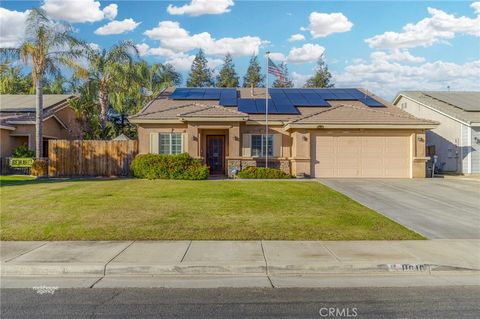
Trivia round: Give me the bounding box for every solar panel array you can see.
[170,88,385,114]
[170,88,238,106]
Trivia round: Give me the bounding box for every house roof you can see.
[288,102,435,126]
[0,94,75,128]
[0,94,75,112]
[394,91,480,124]
[131,87,437,128]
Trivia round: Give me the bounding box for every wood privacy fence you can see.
[48,140,138,177]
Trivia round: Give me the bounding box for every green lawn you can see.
[0,176,424,240]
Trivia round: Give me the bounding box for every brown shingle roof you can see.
[131,87,437,127]
[289,103,437,125]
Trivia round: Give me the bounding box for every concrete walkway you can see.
[2,240,479,288]
[2,240,479,276]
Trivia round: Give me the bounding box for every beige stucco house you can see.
[0,94,82,158]
[393,91,480,174]
[130,87,437,178]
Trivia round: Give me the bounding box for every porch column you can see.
[228,124,240,157]
[186,124,200,158]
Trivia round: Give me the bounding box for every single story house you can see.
[0,94,82,158]
[130,87,437,178]
[393,91,480,174]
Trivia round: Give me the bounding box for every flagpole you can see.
[265,51,270,168]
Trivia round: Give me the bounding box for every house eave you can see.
[0,124,16,131]
[285,123,438,130]
[180,117,248,122]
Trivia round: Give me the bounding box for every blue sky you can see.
[1,0,479,99]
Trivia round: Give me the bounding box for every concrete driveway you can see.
[319,178,480,239]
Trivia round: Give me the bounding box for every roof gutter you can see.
[285,123,438,130]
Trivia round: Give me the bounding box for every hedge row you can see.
[130,153,209,180]
[237,167,291,179]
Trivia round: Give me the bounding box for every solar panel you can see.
[170,88,190,99]
[331,89,355,99]
[296,90,330,106]
[314,89,337,100]
[364,97,384,107]
[184,88,205,99]
[283,89,310,106]
[237,99,258,113]
[203,88,221,99]
[219,89,238,106]
[273,101,299,114]
[255,99,278,113]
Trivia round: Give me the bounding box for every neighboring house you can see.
[393,91,480,174]
[130,87,437,178]
[0,94,82,158]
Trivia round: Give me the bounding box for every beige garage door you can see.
[312,134,410,178]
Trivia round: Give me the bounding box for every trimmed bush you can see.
[237,166,291,179]
[31,159,48,177]
[130,153,209,180]
[12,144,34,158]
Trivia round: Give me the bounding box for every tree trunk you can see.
[99,87,109,129]
[35,78,43,159]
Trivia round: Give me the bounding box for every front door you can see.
[206,135,225,174]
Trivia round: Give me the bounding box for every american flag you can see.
[268,58,285,82]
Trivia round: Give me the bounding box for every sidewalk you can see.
[1,240,479,288]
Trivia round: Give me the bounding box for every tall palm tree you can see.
[85,41,138,129]
[0,9,85,158]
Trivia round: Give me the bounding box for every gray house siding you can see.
[472,127,480,173]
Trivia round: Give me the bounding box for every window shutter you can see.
[182,133,188,154]
[242,134,251,157]
[273,134,282,157]
[150,132,159,154]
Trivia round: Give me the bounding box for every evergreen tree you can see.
[216,53,239,87]
[242,55,264,93]
[272,62,294,88]
[304,56,334,88]
[186,49,214,87]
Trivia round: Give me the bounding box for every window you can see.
[159,133,182,154]
[251,134,273,157]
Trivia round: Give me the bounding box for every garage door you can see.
[312,134,411,178]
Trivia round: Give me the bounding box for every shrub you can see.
[31,159,48,177]
[130,153,209,180]
[12,144,34,158]
[237,166,291,179]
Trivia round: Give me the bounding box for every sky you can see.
[1,0,479,99]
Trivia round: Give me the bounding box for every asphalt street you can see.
[1,286,479,318]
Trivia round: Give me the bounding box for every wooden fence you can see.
[48,140,138,177]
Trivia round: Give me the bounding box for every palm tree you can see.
[85,41,138,129]
[0,9,85,158]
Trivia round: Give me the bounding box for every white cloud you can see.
[0,8,29,48]
[305,11,353,38]
[165,53,223,71]
[370,50,425,63]
[88,42,101,51]
[167,0,234,16]
[286,43,325,63]
[472,2,480,14]
[269,52,286,62]
[94,18,140,35]
[292,71,311,87]
[335,58,480,98]
[41,0,118,23]
[365,6,480,49]
[102,4,118,20]
[135,43,150,56]
[144,21,262,57]
[288,33,305,42]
